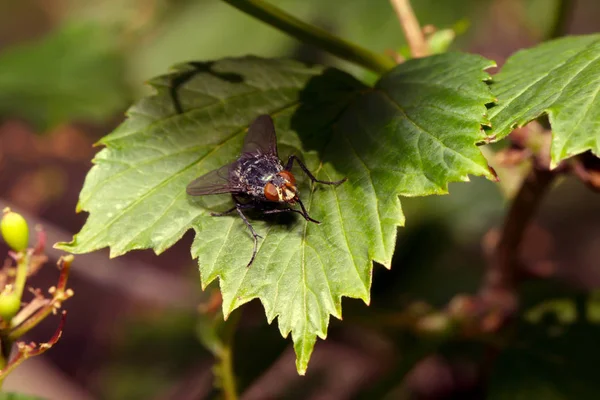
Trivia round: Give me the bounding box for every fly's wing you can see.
[186,162,241,196]
[241,115,278,157]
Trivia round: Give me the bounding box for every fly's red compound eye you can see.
[279,170,296,186]
[264,182,279,201]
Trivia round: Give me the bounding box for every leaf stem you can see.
[220,342,237,400]
[221,0,396,74]
[218,311,240,400]
[389,0,429,58]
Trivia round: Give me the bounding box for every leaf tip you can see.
[295,354,310,376]
[483,60,498,71]
[53,241,71,252]
[108,246,128,259]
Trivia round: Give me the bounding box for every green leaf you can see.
[57,53,494,373]
[488,34,600,168]
[0,22,128,129]
[427,29,457,54]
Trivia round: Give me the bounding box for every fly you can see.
[186,114,346,267]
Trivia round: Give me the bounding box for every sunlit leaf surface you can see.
[488,34,600,167]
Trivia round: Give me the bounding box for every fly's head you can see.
[263,170,298,204]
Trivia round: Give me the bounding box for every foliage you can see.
[1,0,597,397]
[488,34,600,167]
[0,22,128,129]
[57,52,494,372]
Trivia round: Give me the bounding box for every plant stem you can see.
[482,167,556,306]
[219,311,240,400]
[549,0,575,39]
[389,0,429,58]
[12,253,29,302]
[220,343,237,400]
[0,327,13,389]
[0,338,10,369]
[221,0,396,74]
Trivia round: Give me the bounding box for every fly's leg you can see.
[296,198,320,224]
[285,155,347,185]
[209,195,261,267]
[210,206,236,217]
[210,202,256,216]
[235,205,262,268]
[211,194,253,216]
[262,206,320,224]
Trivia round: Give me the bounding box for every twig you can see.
[221,0,396,74]
[0,311,67,386]
[389,0,429,58]
[8,256,74,340]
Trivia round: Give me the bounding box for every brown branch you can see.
[389,0,429,58]
[480,166,556,313]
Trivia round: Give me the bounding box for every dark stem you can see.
[0,338,11,367]
[481,167,556,309]
[549,0,576,39]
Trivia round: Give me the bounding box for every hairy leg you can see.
[262,206,320,224]
[235,205,262,268]
[285,155,347,185]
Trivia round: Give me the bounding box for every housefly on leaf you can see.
[186,115,346,268]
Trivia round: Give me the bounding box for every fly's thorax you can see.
[237,153,283,198]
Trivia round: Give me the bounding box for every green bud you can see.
[1,208,29,252]
[0,294,21,322]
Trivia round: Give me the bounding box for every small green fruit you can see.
[0,294,21,322]
[1,208,29,252]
